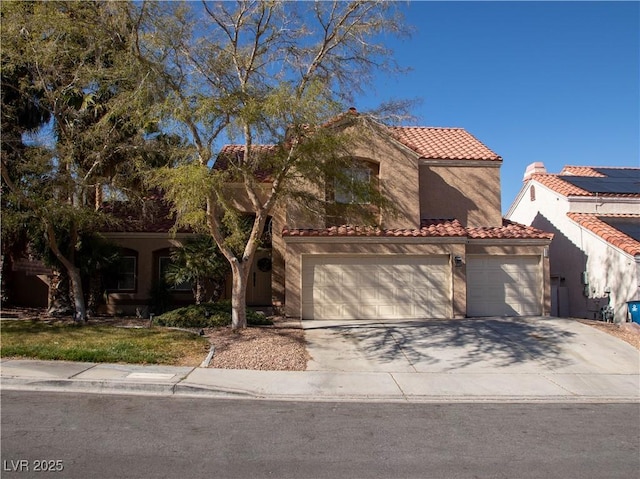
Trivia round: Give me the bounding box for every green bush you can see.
[154,301,272,328]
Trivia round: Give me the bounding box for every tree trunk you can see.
[47,269,73,315]
[44,223,87,322]
[87,271,102,316]
[0,253,9,305]
[194,279,204,305]
[230,260,251,330]
[68,265,87,322]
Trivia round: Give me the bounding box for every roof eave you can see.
[283,235,467,244]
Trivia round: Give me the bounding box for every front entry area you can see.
[301,255,451,320]
[246,250,273,306]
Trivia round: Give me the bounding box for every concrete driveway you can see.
[302,317,640,375]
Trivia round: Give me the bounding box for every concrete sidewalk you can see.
[2,317,639,403]
[2,357,638,403]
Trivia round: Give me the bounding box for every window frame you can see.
[105,253,137,292]
[334,164,374,205]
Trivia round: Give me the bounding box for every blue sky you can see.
[356,1,639,213]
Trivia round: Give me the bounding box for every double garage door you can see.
[302,255,450,320]
[300,254,542,319]
[467,255,541,316]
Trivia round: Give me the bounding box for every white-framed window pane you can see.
[117,256,136,290]
[335,167,371,204]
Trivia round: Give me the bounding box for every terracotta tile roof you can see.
[388,127,502,161]
[12,258,52,275]
[567,213,640,256]
[281,222,464,238]
[531,166,640,198]
[283,219,552,240]
[216,114,502,176]
[466,219,554,240]
[560,166,606,177]
[530,173,593,196]
[420,219,467,236]
[215,144,278,182]
[101,195,191,233]
[218,144,278,157]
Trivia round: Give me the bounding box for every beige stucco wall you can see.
[348,126,421,229]
[284,123,422,230]
[271,203,287,309]
[100,233,194,314]
[223,184,273,214]
[419,165,502,228]
[508,180,639,320]
[283,239,467,318]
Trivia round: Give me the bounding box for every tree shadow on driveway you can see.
[305,318,578,371]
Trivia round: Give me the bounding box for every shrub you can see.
[154,301,272,328]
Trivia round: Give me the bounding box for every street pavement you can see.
[1,317,638,403]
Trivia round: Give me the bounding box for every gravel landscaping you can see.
[206,319,309,370]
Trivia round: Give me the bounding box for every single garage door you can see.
[302,255,450,320]
[467,255,541,316]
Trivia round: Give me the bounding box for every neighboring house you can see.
[506,163,640,322]
[3,257,50,308]
[99,197,198,315]
[7,111,555,319]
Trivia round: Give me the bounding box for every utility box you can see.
[627,301,640,324]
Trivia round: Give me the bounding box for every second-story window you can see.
[334,166,372,204]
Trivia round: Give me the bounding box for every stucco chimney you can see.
[523,162,547,181]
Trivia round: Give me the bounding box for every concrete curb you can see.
[3,380,639,404]
[1,378,178,396]
[3,375,639,404]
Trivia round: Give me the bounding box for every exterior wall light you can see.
[454,256,464,267]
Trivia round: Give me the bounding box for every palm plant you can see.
[164,236,228,304]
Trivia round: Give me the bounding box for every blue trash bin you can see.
[627,301,640,324]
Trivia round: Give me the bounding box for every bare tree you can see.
[136,1,410,328]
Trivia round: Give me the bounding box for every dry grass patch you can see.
[1,320,209,366]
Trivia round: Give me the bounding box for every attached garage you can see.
[301,255,451,320]
[467,255,542,316]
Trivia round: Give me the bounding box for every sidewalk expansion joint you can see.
[68,363,98,379]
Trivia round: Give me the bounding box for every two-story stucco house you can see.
[9,112,554,320]
[506,162,640,322]
[267,112,554,320]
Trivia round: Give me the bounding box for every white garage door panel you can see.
[302,256,450,320]
[467,256,541,316]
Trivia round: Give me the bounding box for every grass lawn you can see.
[0,320,209,366]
